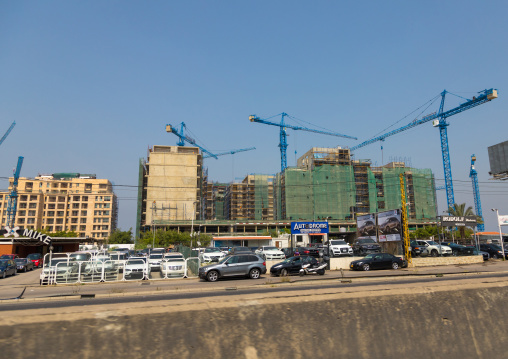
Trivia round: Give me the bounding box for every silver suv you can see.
[198,254,266,282]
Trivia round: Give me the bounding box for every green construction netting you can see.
[253,175,272,220]
[411,168,437,219]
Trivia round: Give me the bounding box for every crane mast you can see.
[6,156,24,229]
[469,154,484,231]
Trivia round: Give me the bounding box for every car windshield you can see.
[205,248,221,253]
[27,253,41,259]
[330,240,347,246]
[218,256,231,264]
[262,247,278,251]
[165,258,184,262]
[358,238,376,244]
[363,254,376,259]
[149,254,163,259]
[426,241,438,245]
[0,259,8,265]
[49,258,72,266]
[15,259,26,263]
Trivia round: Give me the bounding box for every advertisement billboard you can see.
[291,222,329,234]
[356,214,376,240]
[377,209,402,242]
[441,216,477,227]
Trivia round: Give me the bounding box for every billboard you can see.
[377,209,402,242]
[488,140,508,177]
[356,214,376,240]
[441,216,477,227]
[291,222,329,234]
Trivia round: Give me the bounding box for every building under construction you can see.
[275,147,437,221]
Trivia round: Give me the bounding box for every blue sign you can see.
[291,222,329,234]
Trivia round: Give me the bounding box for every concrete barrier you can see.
[1,284,508,358]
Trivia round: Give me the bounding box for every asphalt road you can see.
[1,258,507,309]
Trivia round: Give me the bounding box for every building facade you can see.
[0,173,117,241]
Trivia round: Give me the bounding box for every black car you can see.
[352,238,382,256]
[15,258,35,272]
[409,240,426,256]
[479,243,508,259]
[350,253,405,271]
[296,246,320,258]
[440,242,474,256]
[0,259,17,278]
[270,256,324,276]
[467,246,489,261]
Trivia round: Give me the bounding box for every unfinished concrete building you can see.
[224,174,274,221]
[136,145,204,236]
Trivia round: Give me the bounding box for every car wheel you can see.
[493,254,499,259]
[206,270,219,282]
[391,262,399,270]
[280,268,288,277]
[362,263,370,271]
[249,268,261,279]
[431,250,438,257]
[317,269,325,275]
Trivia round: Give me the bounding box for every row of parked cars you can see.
[0,253,43,279]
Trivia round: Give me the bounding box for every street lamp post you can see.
[492,208,505,260]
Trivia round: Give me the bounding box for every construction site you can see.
[136,89,497,240]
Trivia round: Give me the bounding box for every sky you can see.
[1,1,507,232]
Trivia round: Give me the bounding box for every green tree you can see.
[137,229,211,249]
[40,228,78,237]
[108,228,134,244]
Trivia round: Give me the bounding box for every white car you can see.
[416,240,452,257]
[124,257,149,280]
[160,254,186,277]
[148,253,164,271]
[324,240,353,257]
[255,246,285,260]
[199,248,225,263]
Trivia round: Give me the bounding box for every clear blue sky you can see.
[1,1,507,232]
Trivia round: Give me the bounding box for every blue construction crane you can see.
[166,122,218,159]
[350,88,498,210]
[0,121,16,147]
[469,154,484,231]
[203,147,256,159]
[6,156,24,229]
[249,112,357,172]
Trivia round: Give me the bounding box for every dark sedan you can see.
[15,258,35,272]
[441,242,474,256]
[0,259,17,278]
[409,240,426,256]
[270,256,322,276]
[479,243,508,259]
[296,247,320,258]
[350,253,405,271]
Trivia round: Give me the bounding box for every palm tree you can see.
[447,203,476,240]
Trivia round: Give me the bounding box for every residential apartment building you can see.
[0,173,117,241]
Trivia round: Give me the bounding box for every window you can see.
[57,204,65,209]
[80,218,86,223]
[30,195,37,201]
[47,219,54,224]
[72,211,78,216]
[80,226,86,231]
[18,210,26,216]
[81,211,87,216]
[57,211,64,217]
[82,196,88,201]
[56,219,63,224]
[28,210,36,216]
[29,203,37,209]
[104,196,111,201]
[47,211,55,216]
[27,218,35,224]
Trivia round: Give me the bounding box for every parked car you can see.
[270,256,324,276]
[479,243,508,259]
[0,259,17,278]
[378,217,401,234]
[198,254,266,282]
[323,240,353,257]
[467,247,489,261]
[352,238,382,256]
[440,242,474,256]
[416,240,452,257]
[409,240,426,257]
[160,254,185,277]
[255,246,285,260]
[199,247,226,263]
[350,253,405,271]
[0,254,20,261]
[296,246,320,258]
[15,258,35,272]
[124,257,149,280]
[27,253,43,268]
[228,247,253,255]
[147,253,165,271]
[281,248,298,258]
